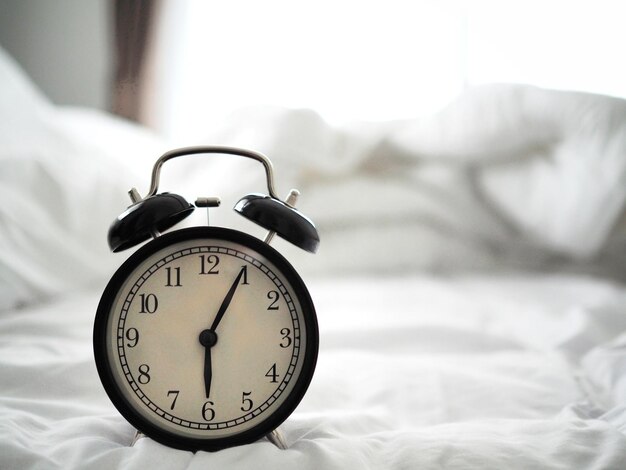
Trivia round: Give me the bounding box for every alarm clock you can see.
[94,146,320,452]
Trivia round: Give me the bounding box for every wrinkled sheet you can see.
[2,274,626,469]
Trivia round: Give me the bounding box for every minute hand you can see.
[210,267,246,331]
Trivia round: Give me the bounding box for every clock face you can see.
[94,227,318,451]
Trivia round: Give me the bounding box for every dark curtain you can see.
[112,0,160,122]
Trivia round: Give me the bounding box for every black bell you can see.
[108,192,195,252]
[234,193,320,253]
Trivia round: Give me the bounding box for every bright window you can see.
[150,0,626,142]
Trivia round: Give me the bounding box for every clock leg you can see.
[130,430,146,447]
[266,428,288,450]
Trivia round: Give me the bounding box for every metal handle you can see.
[137,146,280,200]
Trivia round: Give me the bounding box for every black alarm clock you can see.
[94,146,319,451]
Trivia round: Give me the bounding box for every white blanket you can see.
[190,86,626,278]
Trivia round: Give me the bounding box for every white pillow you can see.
[0,47,166,311]
[197,86,626,278]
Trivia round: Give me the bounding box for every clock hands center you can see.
[199,329,218,347]
[199,266,247,398]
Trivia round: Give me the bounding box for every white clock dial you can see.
[95,228,317,449]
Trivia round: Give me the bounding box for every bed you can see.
[2,45,626,469]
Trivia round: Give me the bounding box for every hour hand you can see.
[203,346,212,398]
[199,329,218,398]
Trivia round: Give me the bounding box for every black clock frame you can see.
[94,226,319,452]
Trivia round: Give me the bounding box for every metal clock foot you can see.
[266,428,288,450]
[130,430,145,447]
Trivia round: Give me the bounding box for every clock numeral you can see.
[280,327,292,348]
[265,363,279,383]
[138,293,158,314]
[202,401,215,421]
[167,390,179,410]
[240,265,249,285]
[241,391,253,412]
[125,328,139,348]
[138,364,151,384]
[267,290,280,310]
[165,267,181,287]
[199,255,220,275]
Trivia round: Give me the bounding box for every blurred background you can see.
[1,0,625,143]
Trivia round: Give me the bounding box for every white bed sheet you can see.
[2,273,626,469]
